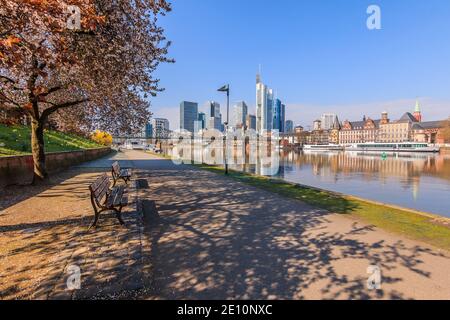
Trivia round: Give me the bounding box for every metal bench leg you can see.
[114,207,125,225]
[89,212,100,229]
[89,195,101,229]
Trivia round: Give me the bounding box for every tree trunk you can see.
[31,118,48,184]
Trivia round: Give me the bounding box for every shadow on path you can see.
[135,157,450,300]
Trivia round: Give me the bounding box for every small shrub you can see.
[90,130,113,146]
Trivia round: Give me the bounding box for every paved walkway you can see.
[130,151,450,300]
[1,150,449,299]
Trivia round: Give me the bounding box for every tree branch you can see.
[40,98,89,121]
[0,91,22,109]
[37,85,63,97]
[0,75,24,91]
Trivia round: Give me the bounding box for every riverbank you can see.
[148,152,450,250]
[192,163,450,251]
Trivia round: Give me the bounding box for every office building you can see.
[339,115,380,144]
[272,99,286,132]
[234,101,248,128]
[196,112,206,132]
[145,122,153,139]
[256,73,273,133]
[285,120,294,133]
[280,103,286,132]
[272,98,281,131]
[313,119,322,131]
[151,118,170,138]
[205,101,222,131]
[246,114,257,130]
[321,113,338,130]
[180,101,198,133]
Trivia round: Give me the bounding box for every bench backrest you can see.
[89,173,110,206]
[112,161,120,176]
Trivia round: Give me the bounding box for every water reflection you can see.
[162,142,450,217]
[246,151,450,217]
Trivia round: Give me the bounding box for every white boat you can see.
[303,144,344,151]
[345,142,440,153]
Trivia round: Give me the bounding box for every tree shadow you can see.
[1,154,449,300]
[135,163,450,300]
[0,165,146,300]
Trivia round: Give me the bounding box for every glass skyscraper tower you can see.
[233,101,248,128]
[180,101,198,133]
[205,101,222,131]
[256,73,273,133]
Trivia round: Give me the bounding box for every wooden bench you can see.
[88,173,128,228]
[111,161,132,186]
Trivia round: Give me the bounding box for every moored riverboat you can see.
[303,144,345,152]
[345,142,440,153]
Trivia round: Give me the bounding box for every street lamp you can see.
[217,84,229,174]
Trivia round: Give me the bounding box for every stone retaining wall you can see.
[0,148,111,187]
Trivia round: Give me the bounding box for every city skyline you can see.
[156,95,448,132]
[149,0,450,130]
[3,0,450,303]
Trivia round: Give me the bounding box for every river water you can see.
[163,142,450,217]
[231,150,450,217]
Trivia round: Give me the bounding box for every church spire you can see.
[415,99,420,113]
[413,99,422,122]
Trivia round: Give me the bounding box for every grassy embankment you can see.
[148,151,450,250]
[0,124,102,157]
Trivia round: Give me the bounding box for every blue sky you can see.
[150,0,450,129]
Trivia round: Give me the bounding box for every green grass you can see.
[191,163,450,251]
[0,124,103,157]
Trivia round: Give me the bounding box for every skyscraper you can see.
[145,122,153,138]
[285,120,294,133]
[272,98,281,131]
[256,73,273,133]
[246,114,256,130]
[320,113,338,130]
[196,112,206,131]
[180,101,198,133]
[280,103,286,133]
[205,101,222,131]
[234,101,248,128]
[272,98,286,132]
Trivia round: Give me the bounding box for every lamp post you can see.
[218,84,229,174]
